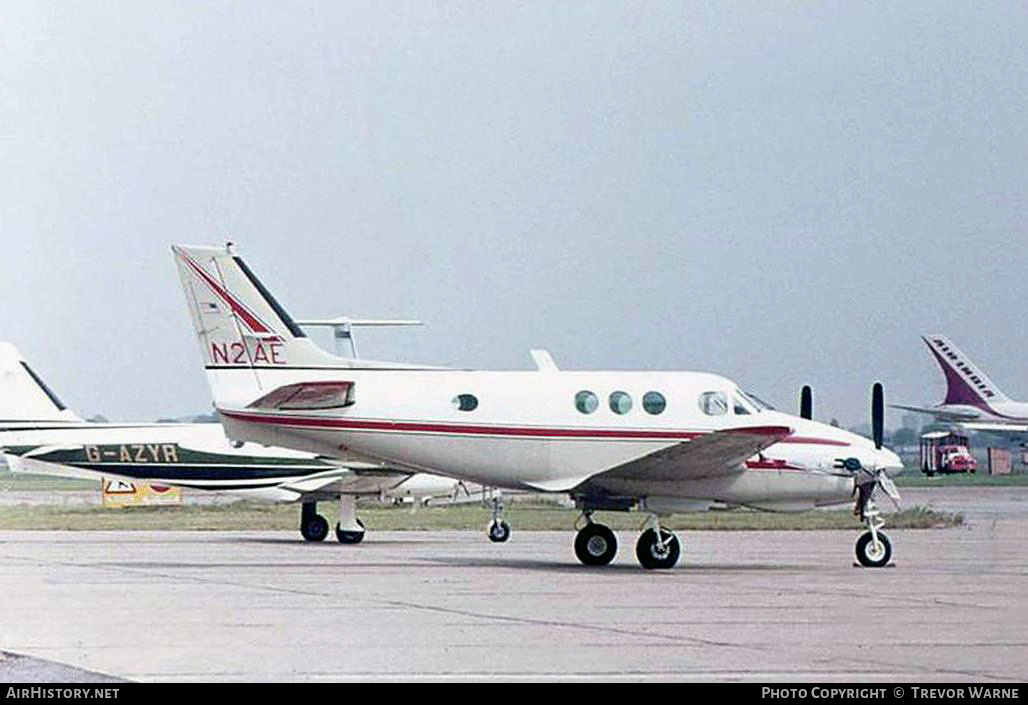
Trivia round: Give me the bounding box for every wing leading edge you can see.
[525,425,793,493]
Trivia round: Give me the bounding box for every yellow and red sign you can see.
[101,477,182,508]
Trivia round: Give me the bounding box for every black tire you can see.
[635,528,681,569]
[336,518,366,544]
[574,523,618,566]
[855,530,892,568]
[301,513,329,542]
[487,519,511,543]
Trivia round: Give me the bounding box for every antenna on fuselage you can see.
[295,317,422,358]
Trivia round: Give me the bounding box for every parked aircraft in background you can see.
[172,243,904,569]
[0,342,465,542]
[893,335,1028,436]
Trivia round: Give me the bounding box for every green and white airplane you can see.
[0,342,468,543]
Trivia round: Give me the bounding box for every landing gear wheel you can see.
[487,519,511,543]
[301,513,329,542]
[336,518,366,544]
[574,523,618,566]
[855,530,892,568]
[635,528,680,569]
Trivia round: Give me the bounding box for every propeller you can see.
[851,382,900,513]
[872,381,884,450]
[803,383,900,514]
[800,385,813,420]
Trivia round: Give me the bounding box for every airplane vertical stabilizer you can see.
[172,244,355,407]
[922,334,1011,408]
[0,343,83,425]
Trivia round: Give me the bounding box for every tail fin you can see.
[0,343,83,426]
[172,244,354,405]
[921,334,1011,408]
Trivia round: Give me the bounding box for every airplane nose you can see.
[878,448,904,477]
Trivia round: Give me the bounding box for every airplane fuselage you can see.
[941,401,1028,424]
[215,368,896,512]
[0,422,416,501]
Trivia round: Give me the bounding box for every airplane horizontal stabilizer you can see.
[247,381,355,411]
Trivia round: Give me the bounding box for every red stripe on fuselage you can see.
[218,410,850,445]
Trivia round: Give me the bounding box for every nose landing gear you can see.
[855,496,892,568]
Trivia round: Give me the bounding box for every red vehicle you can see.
[920,431,977,475]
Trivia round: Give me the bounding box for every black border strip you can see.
[232,255,307,338]
[19,362,67,411]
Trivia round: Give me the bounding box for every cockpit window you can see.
[698,391,728,416]
[743,390,774,411]
[733,390,757,415]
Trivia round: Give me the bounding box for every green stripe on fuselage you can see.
[4,443,335,471]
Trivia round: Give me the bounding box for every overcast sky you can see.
[1,1,1026,426]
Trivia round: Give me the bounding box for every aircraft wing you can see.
[528,425,792,493]
[889,403,978,422]
[2,443,412,501]
[273,464,411,500]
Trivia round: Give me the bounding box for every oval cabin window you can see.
[609,391,632,415]
[642,391,666,415]
[575,390,599,414]
[452,394,478,412]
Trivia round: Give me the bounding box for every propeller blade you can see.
[877,472,901,503]
[871,382,884,450]
[800,385,813,420]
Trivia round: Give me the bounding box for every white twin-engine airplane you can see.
[0,342,465,543]
[893,335,1028,436]
[172,244,904,569]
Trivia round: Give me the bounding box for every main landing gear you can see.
[573,512,682,569]
[635,516,681,570]
[300,502,329,542]
[574,518,617,566]
[335,494,366,544]
[299,498,366,544]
